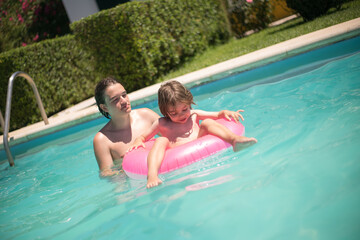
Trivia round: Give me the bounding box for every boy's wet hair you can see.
[95,77,119,119]
[158,80,195,118]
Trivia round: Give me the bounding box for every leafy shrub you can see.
[227,0,273,38]
[0,35,100,132]
[0,0,70,52]
[285,0,346,21]
[1,0,230,132]
[71,0,231,92]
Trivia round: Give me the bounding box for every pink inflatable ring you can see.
[123,119,245,179]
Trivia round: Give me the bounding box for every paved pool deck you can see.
[1,17,360,149]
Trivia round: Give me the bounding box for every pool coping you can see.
[1,17,360,149]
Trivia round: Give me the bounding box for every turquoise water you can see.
[1,36,360,239]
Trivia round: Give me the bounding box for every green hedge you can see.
[1,0,230,132]
[0,35,101,132]
[71,0,231,92]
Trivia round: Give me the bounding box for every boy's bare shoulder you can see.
[93,130,109,145]
[136,107,154,114]
[134,108,159,119]
[93,122,115,145]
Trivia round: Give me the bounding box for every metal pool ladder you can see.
[2,71,49,166]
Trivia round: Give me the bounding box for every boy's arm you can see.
[193,109,245,122]
[93,132,118,177]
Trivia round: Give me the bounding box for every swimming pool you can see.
[1,35,359,239]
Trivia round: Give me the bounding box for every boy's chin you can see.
[122,106,131,113]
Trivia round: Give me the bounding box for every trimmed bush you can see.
[285,0,346,21]
[1,0,230,132]
[71,0,231,92]
[0,35,100,132]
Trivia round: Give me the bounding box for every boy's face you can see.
[166,102,191,124]
[102,83,131,116]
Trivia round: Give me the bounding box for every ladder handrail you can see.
[3,71,49,166]
[0,109,4,132]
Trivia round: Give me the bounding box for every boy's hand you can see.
[219,110,245,122]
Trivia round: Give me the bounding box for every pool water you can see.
[1,36,360,239]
